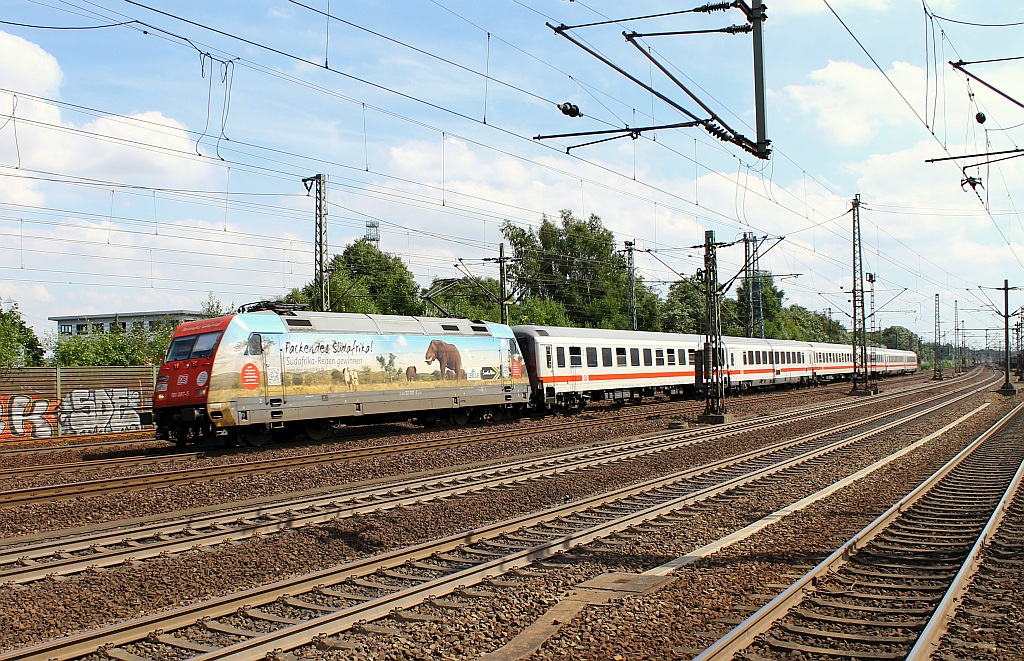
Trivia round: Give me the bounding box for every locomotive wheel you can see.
[451,409,471,426]
[239,425,272,447]
[303,420,330,442]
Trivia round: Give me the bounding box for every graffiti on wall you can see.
[0,388,144,441]
[0,395,58,440]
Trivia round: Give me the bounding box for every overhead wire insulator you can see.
[703,122,732,142]
[723,23,753,34]
[694,2,733,13]
[559,102,582,117]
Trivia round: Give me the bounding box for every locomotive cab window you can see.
[166,336,197,362]
[165,330,225,363]
[190,331,222,359]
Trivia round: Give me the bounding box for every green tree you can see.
[199,292,233,318]
[878,325,919,352]
[50,319,175,366]
[291,240,422,315]
[661,276,704,334]
[776,305,849,342]
[509,296,571,327]
[0,301,44,368]
[339,240,422,315]
[734,274,785,338]
[501,211,658,329]
[421,276,502,321]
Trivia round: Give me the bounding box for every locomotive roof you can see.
[245,311,513,338]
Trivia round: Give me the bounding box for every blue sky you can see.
[2,0,1023,350]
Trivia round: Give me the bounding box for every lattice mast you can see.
[625,240,637,331]
[933,293,942,380]
[850,194,870,392]
[703,230,727,417]
[302,174,329,312]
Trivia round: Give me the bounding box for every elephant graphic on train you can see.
[424,339,466,382]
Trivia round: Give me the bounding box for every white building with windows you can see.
[49,310,203,336]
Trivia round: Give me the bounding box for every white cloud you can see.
[0,31,62,98]
[783,60,924,146]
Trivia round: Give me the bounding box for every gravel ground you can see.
[0,374,997,654]
[0,376,932,538]
[284,387,1014,661]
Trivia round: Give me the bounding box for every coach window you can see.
[602,347,613,367]
[586,347,599,368]
[630,348,641,366]
[616,347,627,367]
[556,346,566,368]
[680,348,688,365]
[656,349,665,366]
[545,346,553,369]
[569,346,582,367]
[643,348,653,366]
[687,349,696,365]
[667,349,676,366]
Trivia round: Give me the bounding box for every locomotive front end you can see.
[153,315,231,445]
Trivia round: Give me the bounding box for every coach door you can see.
[568,346,582,393]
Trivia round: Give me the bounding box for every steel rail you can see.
[0,374,961,508]
[0,375,985,582]
[692,396,1024,661]
[0,375,944,554]
[0,372,934,477]
[0,373,992,661]
[905,402,1024,660]
[156,376,998,661]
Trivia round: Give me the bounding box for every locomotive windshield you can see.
[165,331,223,362]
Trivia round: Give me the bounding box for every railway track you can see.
[0,373,931,471]
[0,372,995,660]
[0,373,989,584]
[692,397,1024,661]
[0,375,950,508]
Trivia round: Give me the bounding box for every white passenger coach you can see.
[512,325,918,411]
